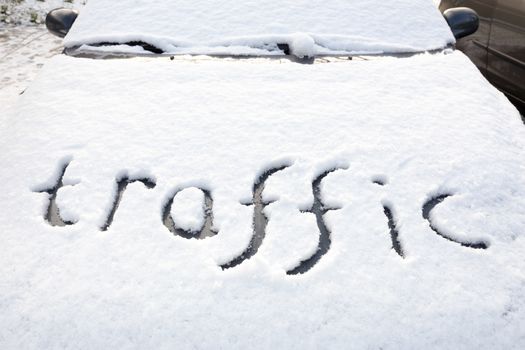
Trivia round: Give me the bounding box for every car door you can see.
[486,0,525,108]
[440,0,498,74]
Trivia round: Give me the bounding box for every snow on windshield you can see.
[64,0,455,57]
[1,52,525,347]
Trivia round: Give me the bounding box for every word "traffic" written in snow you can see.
[34,160,489,275]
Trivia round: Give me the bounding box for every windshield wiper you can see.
[87,41,164,54]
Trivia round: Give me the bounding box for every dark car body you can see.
[440,0,525,114]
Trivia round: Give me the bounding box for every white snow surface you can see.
[1,52,525,348]
[0,1,85,114]
[170,187,206,233]
[0,26,65,117]
[64,0,455,57]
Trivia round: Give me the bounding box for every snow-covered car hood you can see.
[64,0,455,57]
[1,52,525,348]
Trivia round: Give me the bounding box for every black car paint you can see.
[441,0,525,115]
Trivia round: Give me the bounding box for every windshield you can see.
[64,0,455,58]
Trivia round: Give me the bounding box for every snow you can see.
[1,51,525,348]
[78,43,148,54]
[169,187,206,233]
[288,33,316,59]
[0,26,64,118]
[64,0,455,57]
[0,1,85,116]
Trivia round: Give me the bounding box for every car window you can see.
[64,0,455,57]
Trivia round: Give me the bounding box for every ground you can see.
[0,0,84,115]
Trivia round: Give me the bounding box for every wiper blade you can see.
[87,41,164,54]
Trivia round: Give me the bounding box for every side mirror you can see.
[443,7,479,40]
[45,8,79,38]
